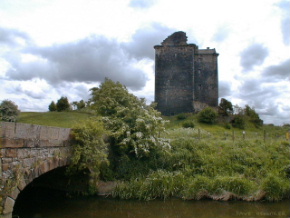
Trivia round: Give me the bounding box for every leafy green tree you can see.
[198,107,218,124]
[89,78,170,158]
[56,96,71,111]
[72,100,86,110]
[68,119,109,191]
[48,101,57,111]
[244,105,263,127]
[231,114,246,129]
[218,98,233,116]
[0,100,20,122]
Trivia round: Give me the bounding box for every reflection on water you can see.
[14,194,290,218]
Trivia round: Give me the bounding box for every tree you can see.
[89,78,170,158]
[244,105,263,127]
[231,114,246,129]
[56,96,71,111]
[68,119,109,189]
[72,100,86,110]
[48,101,57,111]
[218,98,233,116]
[0,100,20,122]
[198,107,218,124]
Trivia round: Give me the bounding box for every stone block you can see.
[22,158,35,168]
[5,149,17,158]
[0,138,24,148]
[3,197,14,215]
[2,163,10,172]
[17,149,29,159]
[17,178,27,191]
[9,187,20,200]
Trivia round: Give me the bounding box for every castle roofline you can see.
[198,48,219,55]
[154,44,197,49]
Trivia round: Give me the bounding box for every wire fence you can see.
[165,128,290,143]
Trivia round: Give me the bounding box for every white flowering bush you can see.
[89,78,170,158]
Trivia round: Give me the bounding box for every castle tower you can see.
[154,32,218,115]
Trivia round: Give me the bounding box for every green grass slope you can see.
[18,111,93,128]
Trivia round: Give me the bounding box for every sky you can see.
[0,0,289,125]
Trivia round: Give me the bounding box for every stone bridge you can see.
[0,122,72,218]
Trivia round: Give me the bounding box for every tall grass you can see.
[112,126,290,201]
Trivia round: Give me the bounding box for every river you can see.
[13,194,290,218]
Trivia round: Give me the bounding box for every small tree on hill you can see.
[56,96,71,111]
[218,98,233,117]
[0,100,20,122]
[48,101,57,111]
[198,107,218,124]
[89,78,170,158]
[244,105,263,127]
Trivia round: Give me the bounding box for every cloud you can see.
[276,0,290,45]
[240,43,269,72]
[122,23,177,60]
[5,35,147,90]
[0,27,32,47]
[219,81,232,98]
[212,25,231,42]
[262,59,290,81]
[129,0,156,9]
[3,23,178,91]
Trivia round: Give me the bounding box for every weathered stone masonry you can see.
[154,31,219,115]
[0,122,71,218]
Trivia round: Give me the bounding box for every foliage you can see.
[198,107,218,124]
[218,98,233,116]
[182,120,195,128]
[68,119,109,184]
[0,99,20,122]
[176,113,188,120]
[48,101,57,111]
[89,78,170,159]
[261,174,290,201]
[72,100,86,110]
[56,96,71,111]
[231,114,246,129]
[244,105,263,127]
[113,170,185,200]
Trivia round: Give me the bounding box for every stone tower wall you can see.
[194,48,219,107]
[154,32,218,115]
[154,44,197,115]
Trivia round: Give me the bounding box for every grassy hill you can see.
[17,111,289,139]
[17,111,94,128]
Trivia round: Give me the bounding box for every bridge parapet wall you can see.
[0,122,72,218]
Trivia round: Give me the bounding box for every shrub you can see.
[56,96,71,111]
[0,100,20,122]
[68,119,109,188]
[212,176,254,195]
[261,174,290,201]
[231,114,245,129]
[182,120,195,128]
[198,107,218,124]
[176,113,188,120]
[48,101,57,111]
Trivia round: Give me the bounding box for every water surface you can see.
[14,195,290,218]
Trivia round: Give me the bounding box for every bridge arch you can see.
[0,122,72,218]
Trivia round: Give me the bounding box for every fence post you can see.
[263,130,266,143]
[198,128,201,140]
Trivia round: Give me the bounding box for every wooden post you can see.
[198,128,201,140]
